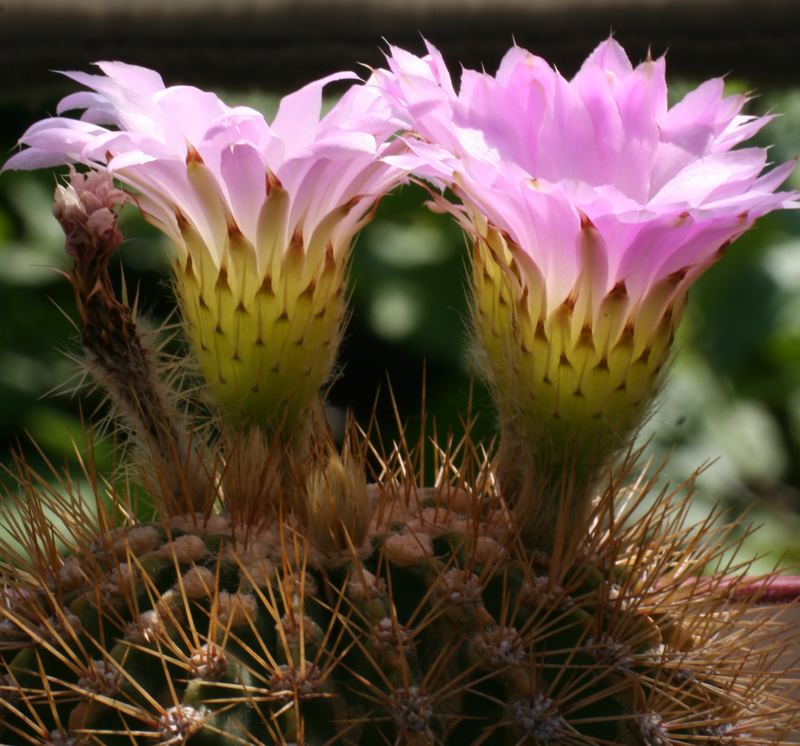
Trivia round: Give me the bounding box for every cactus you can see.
[2,429,796,745]
[0,168,795,746]
[2,46,800,745]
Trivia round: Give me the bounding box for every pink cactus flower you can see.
[374,39,798,548]
[5,63,405,429]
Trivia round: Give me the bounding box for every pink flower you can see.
[377,39,797,315]
[6,62,405,428]
[374,40,798,549]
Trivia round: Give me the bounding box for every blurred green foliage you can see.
[1,83,799,571]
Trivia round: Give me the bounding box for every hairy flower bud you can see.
[52,168,126,261]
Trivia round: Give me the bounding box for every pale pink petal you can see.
[613,56,667,201]
[537,71,598,184]
[713,113,775,152]
[220,143,267,242]
[153,85,232,144]
[6,62,405,273]
[57,91,110,117]
[270,71,359,155]
[371,39,798,312]
[94,61,165,95]
[660,78,728,132]
[650,149,768,206]
[458,65,546,172]
[572,64,624,184]
[422,38,458,98]
[577,38,633,79]
[3,148,76,170]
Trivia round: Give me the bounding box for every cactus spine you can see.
[0,146,798,746]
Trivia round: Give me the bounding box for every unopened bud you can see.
[53,168,126,261]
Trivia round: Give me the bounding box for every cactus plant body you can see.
[1,42,799,746]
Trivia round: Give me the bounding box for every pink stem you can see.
[726,575,800,605]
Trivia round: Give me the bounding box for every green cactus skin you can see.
[1,467,796,745]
